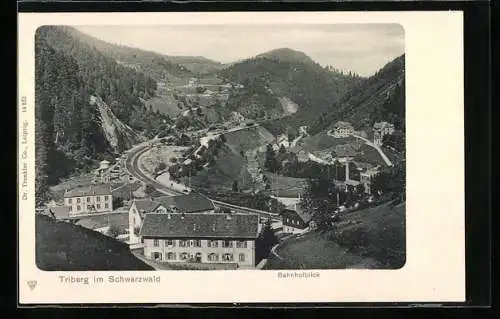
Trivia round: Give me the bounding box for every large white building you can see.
[63,184,113,216]
[140,212,259,269]
[373,122,395,146]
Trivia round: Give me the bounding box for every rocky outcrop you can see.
[90,95,145,152]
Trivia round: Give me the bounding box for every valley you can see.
[35,25,406,271]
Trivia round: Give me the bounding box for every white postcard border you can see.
[18,11,465,304]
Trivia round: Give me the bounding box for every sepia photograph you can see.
[19,11,465,304]
[34,23,405,272]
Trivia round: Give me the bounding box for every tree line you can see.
[34,26,169,204]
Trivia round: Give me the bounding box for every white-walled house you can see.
[330,121,354,138]
[128,193,216,245]
[63,184,113,216]
[373,122,395,146]
[140,212,259,269]
[128,199,163,245]
[359,168,379,194]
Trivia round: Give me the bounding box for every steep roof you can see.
[334,144,358,157]
[373,121,394,130]
[140,213,259,239]
[154,193,215,213]
[133,200,161,213]
[333,121,353,130]
[280,208,313,224]
[64,184,112,198]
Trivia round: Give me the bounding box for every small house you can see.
[330,121,354,138]
[279,208,316,234]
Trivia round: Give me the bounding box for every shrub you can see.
[157,162,166,171]
[107,224,121,238]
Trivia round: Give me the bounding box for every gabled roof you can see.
[334,144,357,157]
[333,121,353,130]
[133,200,161,213]
[373,121,394,130]
[139,213,259,239]
[64,184,112,198]
[280,208,314,224]
[153,193,215,214]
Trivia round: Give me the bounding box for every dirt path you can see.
[351,134,393,166]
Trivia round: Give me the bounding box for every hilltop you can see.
[166,55,225,74]
[255,47,318,66]
[64,27,223,81]
[219,48,361,123]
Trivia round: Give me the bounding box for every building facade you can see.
[140,212,259,268]
[373,122,395,146]
[129,193,216,245]
[359,169,379,194]
[330,121,354,138]
[63,184,113,216]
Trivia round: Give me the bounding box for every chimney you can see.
[345,161,350,181]
[181,212,185,219]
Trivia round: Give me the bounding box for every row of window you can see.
[68,195,110,204]
[68,203,109,212]
[285,218,300,226]
[153,252,245,262]
[152,239,248,248]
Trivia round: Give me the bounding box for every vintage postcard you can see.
[18,11,465,304]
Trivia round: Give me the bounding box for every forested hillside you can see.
[221,48,362,128]
[35,26,171,204]
[64,27,222,79]
[310,54,405,135]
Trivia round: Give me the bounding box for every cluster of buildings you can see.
[128,193,260,269]
[329,120,395,147]
[280,204,316,235]
[330,121,354,138]
[94,159,134,184]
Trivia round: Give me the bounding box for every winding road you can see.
[124,136,281,220]
[351,134,393,167]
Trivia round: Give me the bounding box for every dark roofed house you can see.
[139,212,259,268]
[128,193,215,245]
[154,193,215,214]
[280,207,316,234]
